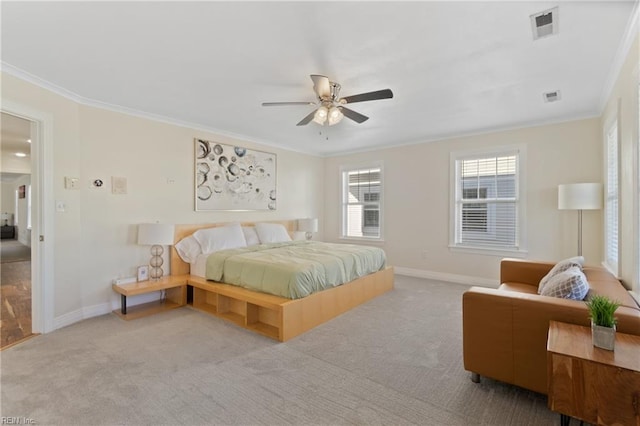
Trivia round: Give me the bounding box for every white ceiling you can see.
[1,112,31,181]
[1,1,637,156]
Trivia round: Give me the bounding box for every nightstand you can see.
[547,320,640,425]
[1,225,16,239]
[112,275,188,320]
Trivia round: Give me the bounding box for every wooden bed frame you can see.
[169,221,394,342]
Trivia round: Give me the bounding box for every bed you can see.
[170,221,394,341]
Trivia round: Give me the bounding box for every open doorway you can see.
[1,112,33,349]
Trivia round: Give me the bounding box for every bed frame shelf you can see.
[163,222,395,342]
[185,267,394,342]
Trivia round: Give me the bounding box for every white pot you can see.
[591,321,616,351]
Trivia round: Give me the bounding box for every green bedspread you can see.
[205,241,386,299]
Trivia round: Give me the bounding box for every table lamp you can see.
[298,218,318,240]
[558,183,603,256]
[138,223,175,280]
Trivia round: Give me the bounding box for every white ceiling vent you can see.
[543,90,561,103]
[531,7,559,40]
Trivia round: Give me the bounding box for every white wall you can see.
[601,34,639,293]
[1,182,16,224]
[1,72,325,323]
[324,118,603,284]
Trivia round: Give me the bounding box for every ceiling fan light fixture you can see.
[312,106,329,125]
[328,106,344,126]
[263,74,392,127]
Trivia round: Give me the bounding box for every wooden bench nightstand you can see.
[547,320,640,426]
[112,275,188,320]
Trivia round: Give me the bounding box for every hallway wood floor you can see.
[1,241,32,349]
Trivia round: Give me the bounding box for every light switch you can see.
[64,177,80,190]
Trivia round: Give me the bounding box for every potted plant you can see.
[585,295,621,351]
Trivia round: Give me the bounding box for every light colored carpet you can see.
[0,275,556,425]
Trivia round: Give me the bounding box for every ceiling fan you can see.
[262,74,393,126]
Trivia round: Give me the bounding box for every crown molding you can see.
[598,1,640,112]
[0,62,322,157]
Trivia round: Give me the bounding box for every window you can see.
[451,147,525,254]
[341,164,382,239]
[605,120,619,274]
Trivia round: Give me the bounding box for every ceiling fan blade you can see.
[339,107,369,124]
[296,110,317,126]
[310,74,331,99]
[340,89,393,104]
[262,101,315,106]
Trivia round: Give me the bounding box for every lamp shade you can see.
[137,223,175,246]
[297,218,318,233]
[558,183,603,210]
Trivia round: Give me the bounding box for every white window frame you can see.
[340,162,384,242]
[604,117,619,276]
[449,145,527,257]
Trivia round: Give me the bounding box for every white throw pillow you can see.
[242,226,260,246]
[538,256,584,294]
[255,222,292,244]
[174,235,202,264]
[193,223,247,254]
[540,266,590,300]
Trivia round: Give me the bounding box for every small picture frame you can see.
[137,265,149,282]
[18,185,26,199]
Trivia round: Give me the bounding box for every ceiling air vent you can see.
[543,90,561,103]
[530,7,558,40]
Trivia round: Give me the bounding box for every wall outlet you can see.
[421,250,428,261]
[113,277,137,285]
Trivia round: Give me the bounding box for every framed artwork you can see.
[18,185,26,199]
[137,265,149,282]
[195,139,277,211]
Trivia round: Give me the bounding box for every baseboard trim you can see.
[52,271,496,330]
[394,267,498,288]
[54,293,162,330]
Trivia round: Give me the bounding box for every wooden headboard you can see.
[170,220,297,276]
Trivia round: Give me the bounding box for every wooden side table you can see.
[112,275,188,320]
[547,320,640,426]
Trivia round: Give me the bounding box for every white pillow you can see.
[538,256,584,294]
[193,223,247,254]
[540,266,590,300]
[242,226,260,246]
[175,235,202,264]
[255,222,292,244]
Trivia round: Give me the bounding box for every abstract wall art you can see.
[195,139,277,211]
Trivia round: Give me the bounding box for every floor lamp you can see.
[558,183,603,256]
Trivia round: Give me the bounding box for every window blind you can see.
[455,154,519,249]
[605,122,619,272]
[342,166,382,239]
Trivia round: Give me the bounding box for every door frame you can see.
[2,101,55,333]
